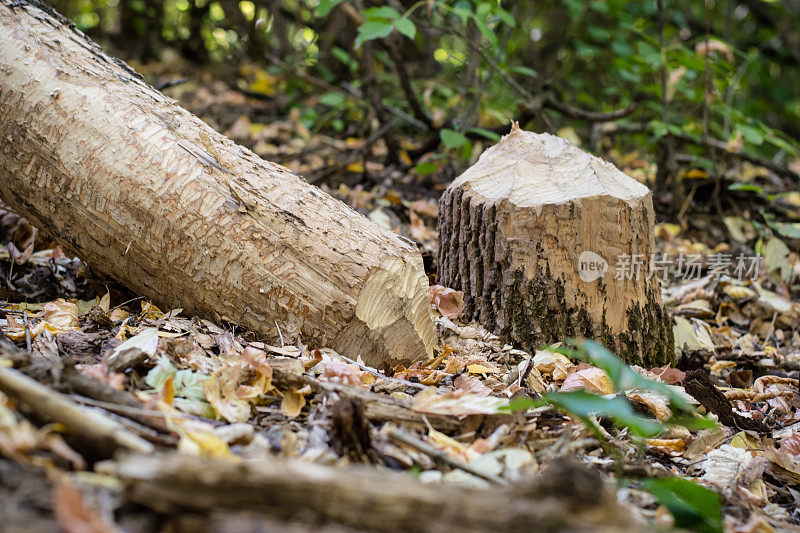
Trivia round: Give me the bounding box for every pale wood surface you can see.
[0,1,435,369]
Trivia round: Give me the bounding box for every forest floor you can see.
[1,60,799,532]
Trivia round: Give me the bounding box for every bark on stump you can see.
[0,1,436,370]
[438,125,673,367]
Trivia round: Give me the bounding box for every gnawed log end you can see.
[337,254,436,370]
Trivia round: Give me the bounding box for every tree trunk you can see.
[0,0,436,370]
[438,125,673,367]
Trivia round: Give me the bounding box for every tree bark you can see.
[107,452,644,532]
[0,0,436,370]
[438,125,673,367]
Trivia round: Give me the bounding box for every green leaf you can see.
[544,391,665,437]
[145,356,176,390]
[493,7,515,27]
[414,161,438,176]
[636,41,662,68]
[452,1,472,24]
[394,17,416,40]
[642,478,723,533]
[362,6,399,21]
[354,21,394,48]
[174,369,209,401]
[511,65,538,78]
[771,221,800,239]
[728,182,766,196]
[316,0,345,17]
[319,92,346,107]
[473,17,498,49]
[467,127,502,142]
[738,124,764,146]
[565,340,694,411]
[440,128,468,148]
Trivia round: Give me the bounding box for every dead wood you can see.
[105,452,644,532]
[438,125,673,366]
[0,363,154,454]
[0,0,435,370]
[684,369,769,433]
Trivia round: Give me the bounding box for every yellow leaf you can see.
[723,285,756,299]
[280,388,306,419]
[684,169,708,179]
[467,363,498,374]
[109,308,131,323]
[249,69,276,96]
[730,431,763,452]
[346,162,365,173]
[181,428,236,459]
[140,302,164,320]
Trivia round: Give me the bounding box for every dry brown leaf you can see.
[53,481,121,533]
[559,367,614,395]
[78,364,124,390]
[427,427,478,462]
[626,390,672,421]
[646,438,686,454]
[203,360,266,423]
[695,38,735,63]
[429,285,464,318]
[454,374,493,396]
[533,350,574,381]
[43,298,79,329]
[780,431,800,455]
[411,387,508,416]
[443,355,466,374]
[323,360,368,388]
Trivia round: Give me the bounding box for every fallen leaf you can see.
[467,363,499,374]
[53,481,122,533]
[533,350,574,381]
[560,367,614,395]
[412,387,508,416]
[454,374,493,396]
[429,285,464,318]
[280,388,306,419]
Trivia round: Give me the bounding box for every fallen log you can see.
[105,452,644,532]
[0,0,435,369]
[438,125,673,366]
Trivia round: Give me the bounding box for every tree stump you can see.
[438,125,673,367]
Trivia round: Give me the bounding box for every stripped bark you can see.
[438,125,673,366]
[0,1,436,369]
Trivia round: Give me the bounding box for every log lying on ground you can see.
[438,125,673,366]
[0,1,435,369]
[106,452,644,532]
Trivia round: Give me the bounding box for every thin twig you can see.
[340,355,427,390]
[0,363,154,453]
[385,426,507,485]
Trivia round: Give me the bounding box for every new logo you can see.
[578,251,608,282]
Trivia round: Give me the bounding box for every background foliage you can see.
[46,0,800,220]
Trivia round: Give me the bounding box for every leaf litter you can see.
[0,71,800,533]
